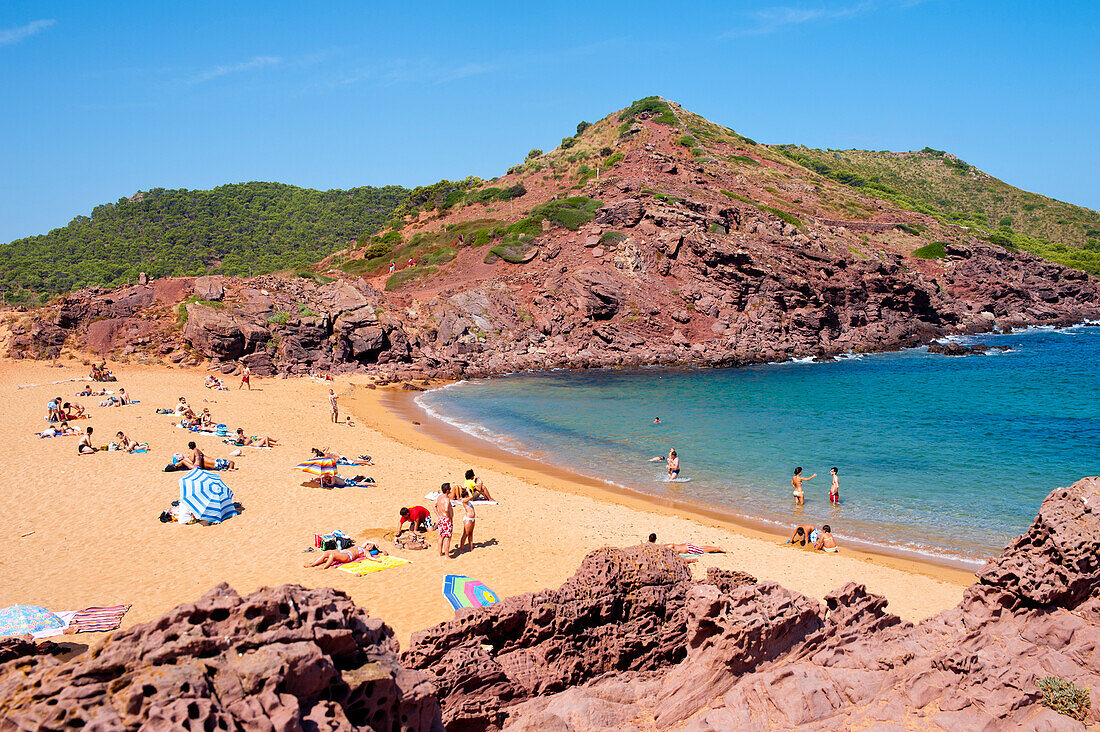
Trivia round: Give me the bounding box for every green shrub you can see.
[912,242,947,259]
[527,149,542,160]
[999,215,1013,228]
[653,111,678,126]
[604,152,624,166]
[763,207,802,229]
[507,164,524,175]
[385,266,436,291]
[175,295,224,325]
[295,271,335,284]
[363,242,392,259]
[619,96,671,122]
[678,135,696,147]
[560,137,576,149]
[297,303,319,318]
[528,196,603,231]
[421,247,457,266]
[728,154,760,166]
[576,121,591,136]
[599,146,613,157]
[487,239,537,264]
[691,147,706,157]
[1037,677,1090,722]
[709,223,727,234]
[599,231,627,246]
[267,311,291,325]
[896,223,926,236]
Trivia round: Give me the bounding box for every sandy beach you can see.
[0,358,972,647]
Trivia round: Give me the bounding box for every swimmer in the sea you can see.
[792,466,815,505]
[667,449,680,479]
[653,416,661,424]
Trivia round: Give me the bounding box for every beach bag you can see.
[216,424,228,437]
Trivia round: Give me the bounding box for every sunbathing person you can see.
[463,469,497,501]
[78,427,97,454]
[40,421,78,438]
[204,375,226,390]
[235,428,277,447]
[116,431,140,453]
[180,441,235,470]
[311,447,370,464]
[303,542,387,569]
[647,533,724,555]
[78,386,108,397]
[316,473,369,487]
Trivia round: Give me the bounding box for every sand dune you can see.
[0,359,969,647]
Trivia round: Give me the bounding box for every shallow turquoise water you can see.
[418,324,1100,565]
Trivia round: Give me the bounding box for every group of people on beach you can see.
[393,469,496,559]
[42,387,147,454]
[791,466,841,505]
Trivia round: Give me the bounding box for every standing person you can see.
[828,467,840,505]
[389,261,396,273]
[328,389,338,424]
[667,449,680,480]
[434,483,454,558]
[792,467,816,506]
[407,257,414,268]
[239,364,251,391]
[78,427,96,455]
[457,493,476,553]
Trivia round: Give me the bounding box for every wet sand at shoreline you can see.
[0,359,971,649]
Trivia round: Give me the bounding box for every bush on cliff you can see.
[1037,677,1091,722]
[913,241,948,259]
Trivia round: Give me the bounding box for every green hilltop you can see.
[0,182,407,303]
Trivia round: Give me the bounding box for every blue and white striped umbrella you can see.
[178,468,237,524]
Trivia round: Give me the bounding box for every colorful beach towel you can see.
[69,605,130,633]
[337,555,410,576]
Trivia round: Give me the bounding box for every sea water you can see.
[418,324,1100,566]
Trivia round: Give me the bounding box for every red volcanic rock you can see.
[193,275,224,301]
[0,583,442,731]
[182,303,270,359]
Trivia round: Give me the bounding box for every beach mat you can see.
[338,555,410,576]
[425,491,498,505]
[69,604,131,633]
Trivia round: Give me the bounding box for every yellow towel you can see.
[338,555,410,576]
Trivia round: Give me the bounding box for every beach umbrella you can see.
[294,456,338,476]
[178,468,237,524]
[0,606,65,637]
[442,575,499,611]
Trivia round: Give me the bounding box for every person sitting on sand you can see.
[235,428,277,447]
[667,449,680,480]
[828,467,840,505]
[457,493,476,553]
[199,408,215,428]
[792,467,815,506]
[62,402,85,419]
[117,388,132,405]
[785,525,818,547]
[303,541,387,569]
[116,431,139,453]
[398,505,431,535]
[814,524,839,553]
[78,427,96,454]
[463,469,496,502]
[181,441,235,470]
[435,483,455,558]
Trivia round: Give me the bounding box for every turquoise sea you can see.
[417,324,1100,566]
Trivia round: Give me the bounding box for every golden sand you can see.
[0,359,970,648]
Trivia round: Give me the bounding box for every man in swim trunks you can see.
[667,449,680,480]
[435,482,455,558]
[815,524,839,552]
[398,505,431,535]
[829,467,840,505]
[457,493,476,553]
[303,541,387,569]
[78,427,96,454]
[791,467,815,505]
[239,364,251,390]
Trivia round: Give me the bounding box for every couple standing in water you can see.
[792,466,841,505]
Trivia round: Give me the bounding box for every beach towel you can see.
[338,555,410,576]
[424,491,499,506]
[29,611,78,639]
[223,440,271,449]
[69,605,130,633]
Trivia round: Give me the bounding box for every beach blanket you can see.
[221,440,271,449]
[70,605,131,632]
[338,555,410,576]
[37,431,78,438]
[424,491,499,506]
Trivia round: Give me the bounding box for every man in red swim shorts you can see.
[434,482,455,559]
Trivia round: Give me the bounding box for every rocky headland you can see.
[2,477,1097,730]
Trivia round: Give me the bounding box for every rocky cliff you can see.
[2,478,1098,730]
[6,102,1100,376]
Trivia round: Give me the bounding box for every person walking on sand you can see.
[667,449,680,480]
[457,493,476,553]
[328,389,338,424]
[792,467,815,505]
[239,364,251,390]
[435,482,455,558]
[828,467,840,505]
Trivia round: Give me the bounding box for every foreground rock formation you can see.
[1,479,1098,730]
[7,104,1100,376]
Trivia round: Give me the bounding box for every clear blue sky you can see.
[2,1,1098,243]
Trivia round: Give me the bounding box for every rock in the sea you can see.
[0,584,443,731]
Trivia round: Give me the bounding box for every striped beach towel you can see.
[71,605,130,632]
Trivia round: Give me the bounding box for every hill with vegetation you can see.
[772,145,1100,275]
[0,182,407,303]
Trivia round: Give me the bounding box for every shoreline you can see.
[346,383,977,587]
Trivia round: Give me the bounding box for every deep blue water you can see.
[418,324,1100,565]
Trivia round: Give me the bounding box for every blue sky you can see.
[2,1,1098,243]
